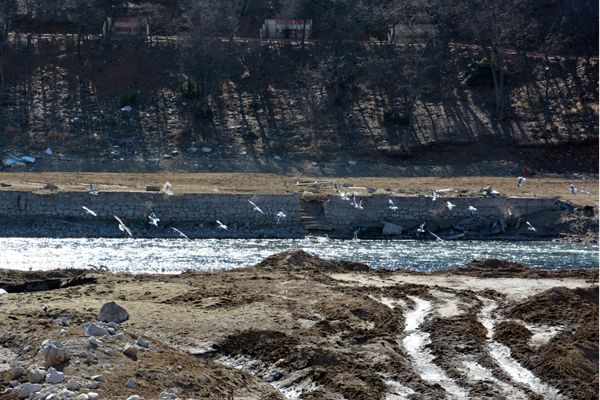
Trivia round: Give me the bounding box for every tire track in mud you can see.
[477,296,565,399]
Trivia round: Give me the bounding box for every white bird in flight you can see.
[526,221,536,232]
[113,215,132,237]
[517,177,526,188]
[248,200,265,215]
[416,222,426,233]
[82,206,97,217]
[171,227,189,239]
[446,201,456,210]
[216,220,228,230]
[569,184,577,195]
[388,199,398,212]
[88,184,99,195]
[468,205,477,215]
[429,231,444,242]
[148,212,160,227]
[276,211,286,223]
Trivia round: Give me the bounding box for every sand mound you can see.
[253,249,370,272]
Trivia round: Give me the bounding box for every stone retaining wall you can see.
[0,190,562,237]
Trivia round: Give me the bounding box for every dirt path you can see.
[0,173,598,206]
[0,250,597,399]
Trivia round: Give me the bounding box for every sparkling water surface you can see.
[1,238,597,273]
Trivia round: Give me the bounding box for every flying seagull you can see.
[148,212,160,227]
[275,211,286,223]
[416,222,426,233]
[388,199,398,212]
[468,205,478,215]
[429,231,444,242]
[526,221,536,232]
[446,201,456,210]
[82,206,97,217]
[569,184,577,195]
[248,200,265,215]
[517,177,526,188]
[88,184,99,195]
[171,227,189,239]
[216,220,228,230]
[114,215,132,237]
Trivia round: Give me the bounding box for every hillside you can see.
[0,0,598,175]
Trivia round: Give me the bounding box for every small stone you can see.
[122,344,139,358]
[107,322,119,330]
[88,337,103,349]
[76,351,89,358]
[135,338,149,348]
[76,395,89,400]
[40,340,70,367]
[28,368,46,383]
[98,302,129,324]
[91,375,104,382]
[126,396,143,400]
[9,380,20,387]
[113,332,127,341]
[85,324,110,337]
[46,367,65,384]
[18,383,42,398]
[125,378,136,388]
[107,327,117,335]
[85,381,99,389]
[103,348,117,356]
[66,380,81,391]
[11,365,25,379]
[88,393,99,400]
[159,392,178,399]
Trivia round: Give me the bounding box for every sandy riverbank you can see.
[0,250,598,399]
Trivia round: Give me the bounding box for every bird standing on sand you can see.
[82,206,97,217]
[388,199,399,212]
[216,220,228,230]
[163,182,173,196]
[569,184,577,195]
[88,184,99,195]
[446,201,456,210]
[248,200,265,215]
[171,227,189,239]
[517,177,526,188]
[114,215,132,237]
[526,221,536,232]
[148,212,160,227]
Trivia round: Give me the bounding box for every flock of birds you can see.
[80,183,287,239]
[80,177,587,240]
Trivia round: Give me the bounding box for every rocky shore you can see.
[0,251,597,399]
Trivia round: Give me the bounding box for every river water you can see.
[1,238,597,273]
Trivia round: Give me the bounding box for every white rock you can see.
[66,380,81,391]
[46,367,65,384]
[88,393,99,400]
[126,396,143,400]
[28,368,46,383]
[76,395,89,400]
[159,392,178,399]
[135,338,149,348]
[85,324,110,337]
[40,340,70,367]
[11,365,25,379]
[91,375,104,382]
[17,383,42,398]
[113,332,127,341]
[122,344,139,358]
[0,288,7,295]
[85,381,99,389]
[98,302,129,324]
[125,378,136,389]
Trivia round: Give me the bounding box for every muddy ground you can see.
[0,250,598,399]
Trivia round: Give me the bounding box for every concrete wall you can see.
[0,191,301,226]
[0,190,561,236]
[322,195,559,229]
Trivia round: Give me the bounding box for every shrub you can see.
[179,79,200,99]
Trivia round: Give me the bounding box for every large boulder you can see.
[98,301,129,324]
